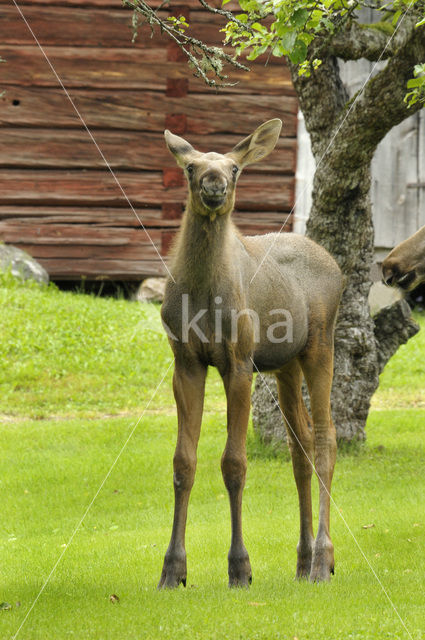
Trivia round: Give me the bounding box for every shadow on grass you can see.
[246,429,291,462]
[247,428,388,462]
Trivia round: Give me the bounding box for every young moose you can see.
[158,120,343,588]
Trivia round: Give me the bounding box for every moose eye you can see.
[232,165,239,176]
[186,164,194,176]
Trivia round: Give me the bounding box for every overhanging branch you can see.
[327,21,399,61]
[318,21,425,176]
[124,0,250,87]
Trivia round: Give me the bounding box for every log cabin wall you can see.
[0,0,297,281]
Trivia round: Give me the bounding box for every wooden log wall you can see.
[0,0,297,280]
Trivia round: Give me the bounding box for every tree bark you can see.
[253,24,423,442]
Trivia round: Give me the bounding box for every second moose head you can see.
[164,119,282,220]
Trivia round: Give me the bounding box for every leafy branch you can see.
[221,0,425,78]
[123,0,250,87]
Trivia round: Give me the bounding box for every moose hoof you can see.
[309,538,334,583]
[157,552,187,589]
[295,556,312,580]
[228,550,252,588]
[295,539,314,580]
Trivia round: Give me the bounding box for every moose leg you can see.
[276,360,314,579]
[301,341,336,582]
[221,364,252,587]
[158,360,207,589]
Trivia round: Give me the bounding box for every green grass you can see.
[371,311,425,409]
[0,271,225,418]
[1,273,425,639]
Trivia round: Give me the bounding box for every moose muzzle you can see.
[200,172,228,210]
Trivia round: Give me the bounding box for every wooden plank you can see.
[0,88,297,135]
[16,243,161,260]
[0,0,131,6]
[0,222,161,246]
[0,6,152,47]
[0,169,178,206]
[0,46,291,94]
[37,257,167,279]
[0,170,293,210]
[189,63,292,95]
[0,0,238,12]
[0,0,219,8]
[0,207,290,229]
[1,46,170,90]
[0,129,296,173]
[0,206,171,227]
[371,114,419,248]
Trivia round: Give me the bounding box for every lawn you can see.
[1,273,424,640]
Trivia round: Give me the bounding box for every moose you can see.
[382,224,425,291]
[158,120,343,589]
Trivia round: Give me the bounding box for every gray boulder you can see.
[0,244,49,285]
[252,373,288,445]
[135,277,167,303]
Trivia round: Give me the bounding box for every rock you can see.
[135,277,167,303]
[0,244,49,285]
[252,373,287,445]
[368,281,402,316]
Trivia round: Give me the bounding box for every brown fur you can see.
[382,224,425,291]
[158,120,344,588]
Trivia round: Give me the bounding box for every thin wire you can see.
[11,0,175,283]
[251,359,414,640]
[250,0,417,284]
[12,359,174,640]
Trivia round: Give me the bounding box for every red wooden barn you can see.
[0,0,297,281]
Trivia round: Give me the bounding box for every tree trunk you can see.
[252,54,420,444]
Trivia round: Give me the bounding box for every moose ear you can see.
[227,119,282,168]
[164,130,199,168]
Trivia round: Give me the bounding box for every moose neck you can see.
[171,205,235,294]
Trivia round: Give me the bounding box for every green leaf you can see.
[280,30,297,51]
[272,42,286,57]
[404,90,418,108]
[406,77,425,88]
[297,31,314,46]
[247,44,268,59]
[289,38,308,64]
[392,9,402,26]
[239,0,256,10]
[321,17,335,33]
[222,0,232,5]
[290,8,309,28]
[273,21,289,37]
[413,63,425,75]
